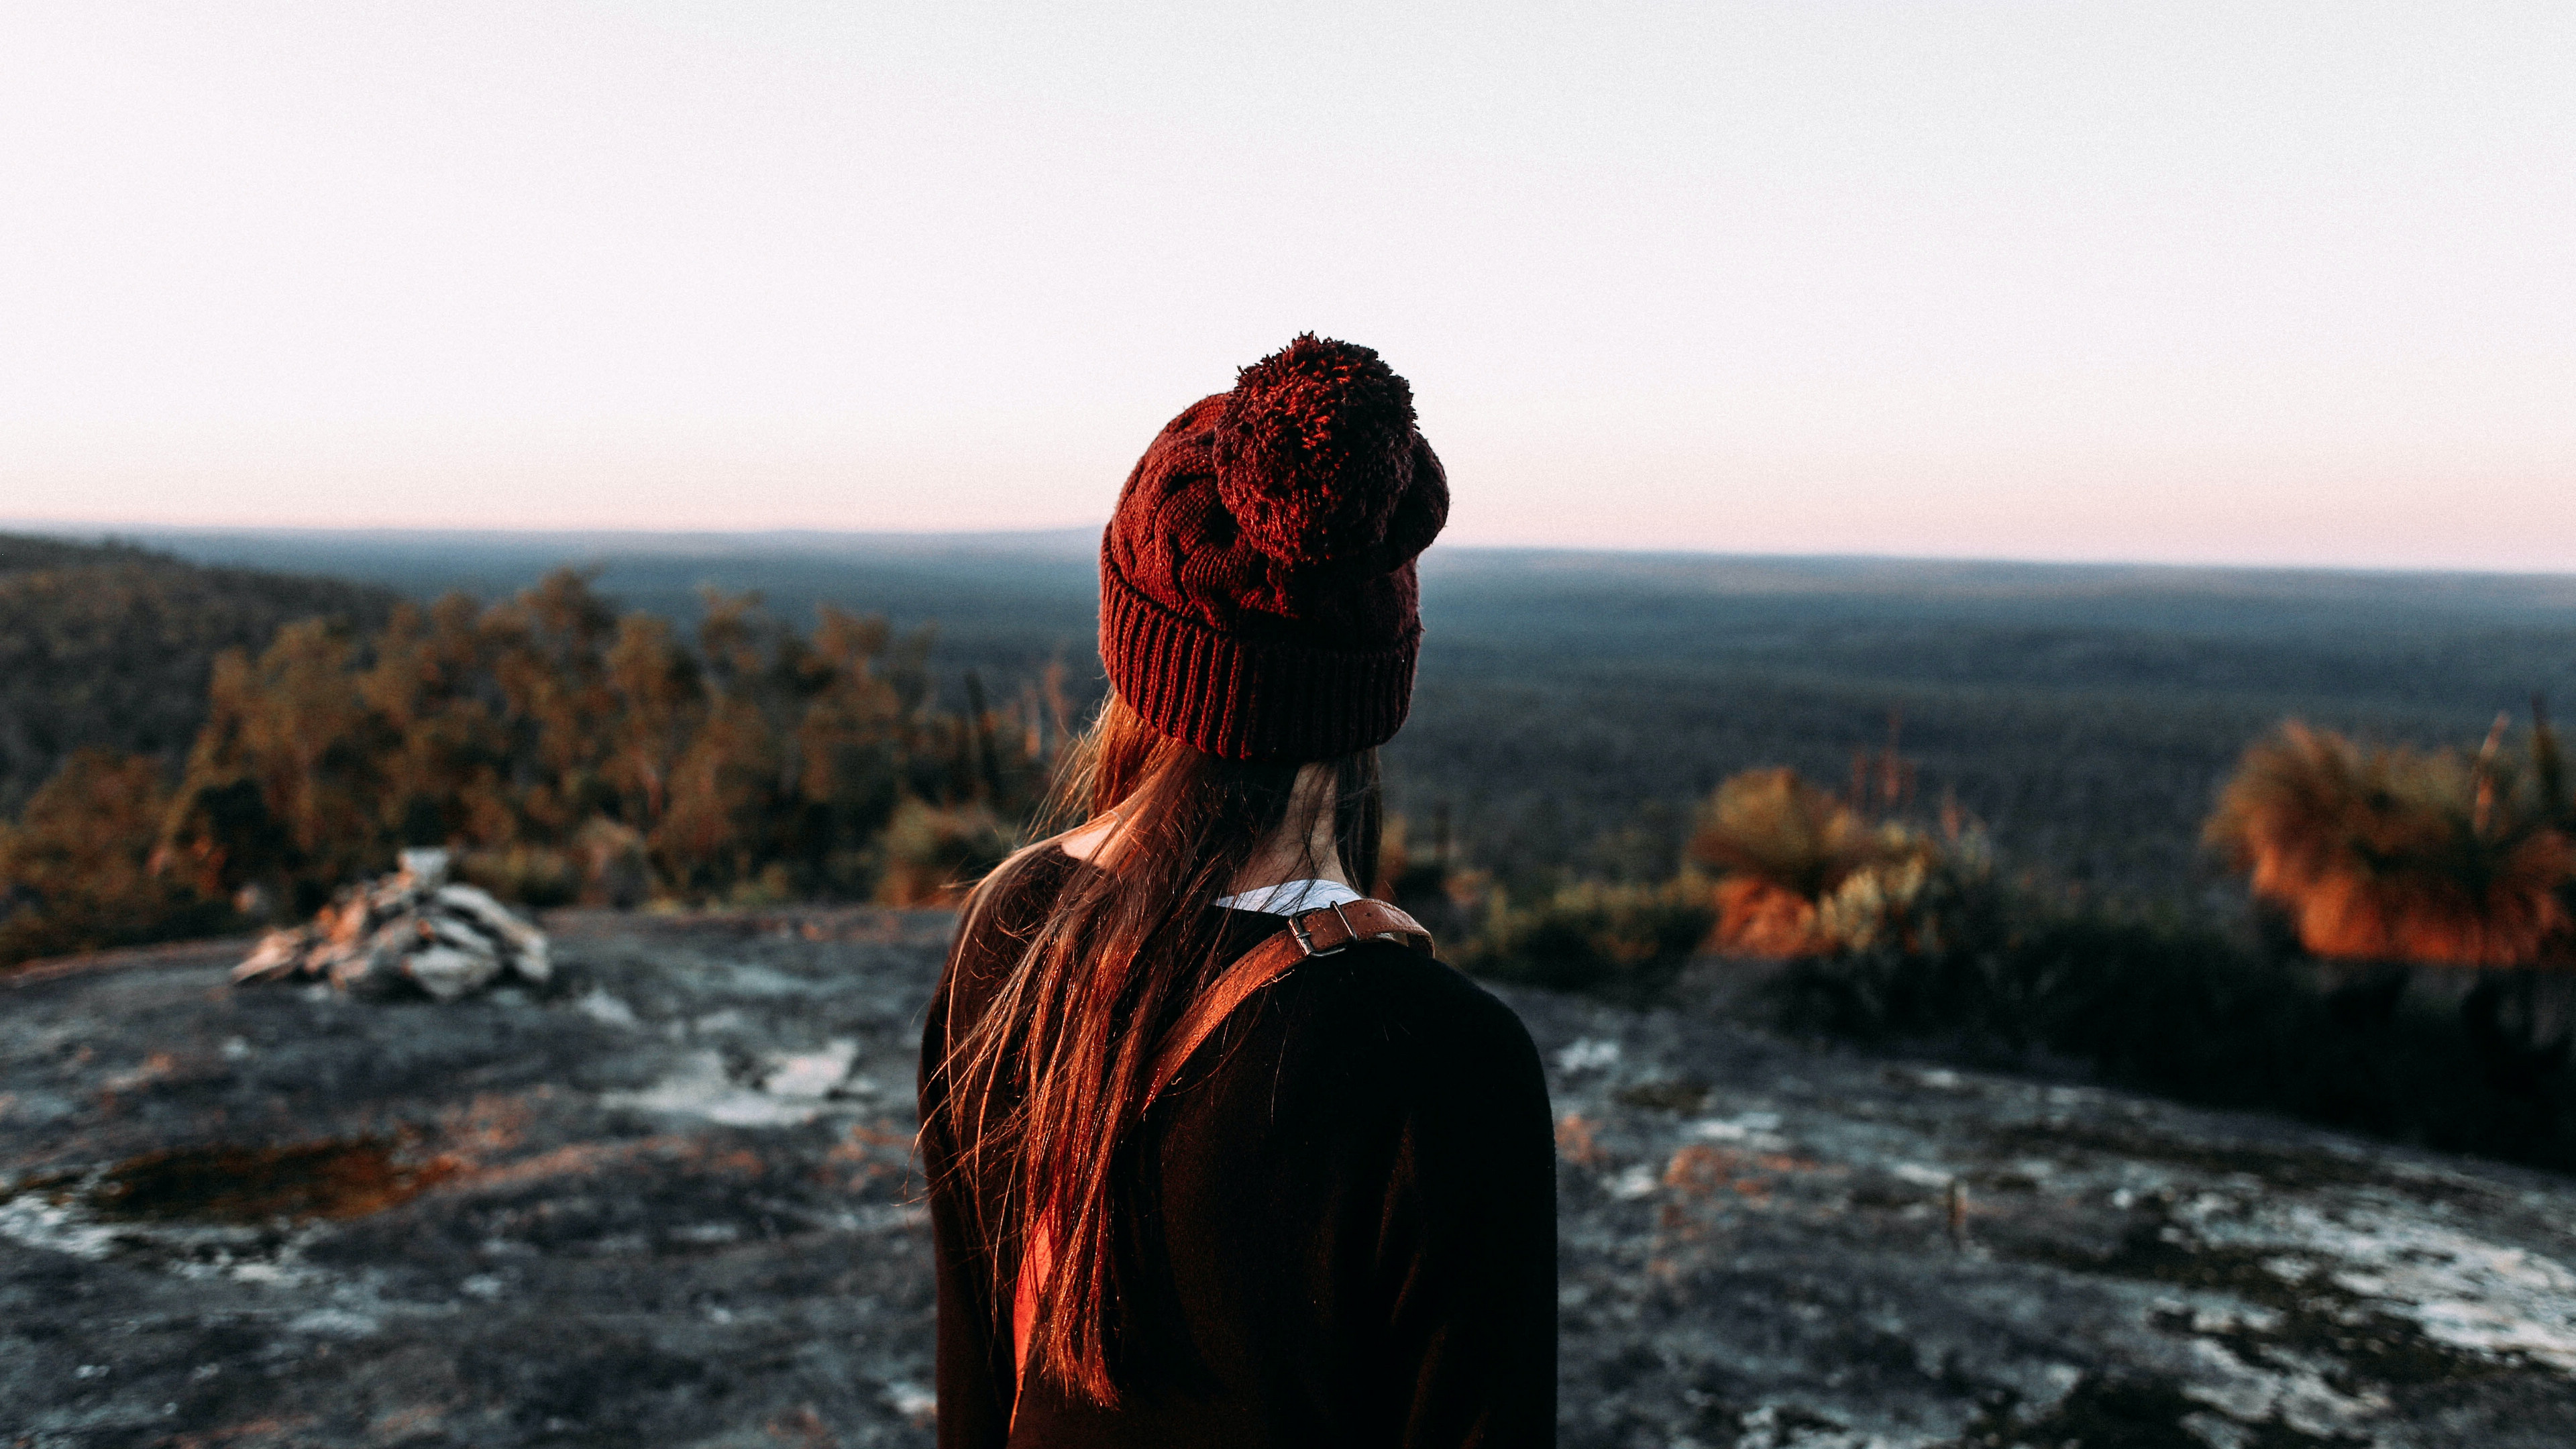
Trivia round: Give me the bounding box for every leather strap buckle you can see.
[1288,900,1360,957]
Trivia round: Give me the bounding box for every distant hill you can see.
[0,535,398,816]
[0,533,166,574]
[78,525,1104,676]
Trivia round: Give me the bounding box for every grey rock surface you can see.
[4,910,2573,1447]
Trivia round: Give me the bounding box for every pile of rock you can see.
[233,849,552,1001]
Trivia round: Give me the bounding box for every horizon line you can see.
[7,518,2576,584]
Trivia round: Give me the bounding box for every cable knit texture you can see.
[1102,335,1448,761]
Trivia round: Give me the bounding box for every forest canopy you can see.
[0,533,399,818]
[0,563,1045,965]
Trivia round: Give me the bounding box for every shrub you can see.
[1772,892,2576,1175]
[875,798,1016,907]
[1692,767,1872,904]
[1690,765,1980,957]
[574,816,653,908]
[2205,720,2575,965]
[455,845,582,908]
[1453,878,1715,1004]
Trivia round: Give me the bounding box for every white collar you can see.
[1212,878,1366,915]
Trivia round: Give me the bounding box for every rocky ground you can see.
[5,910,2575,1448]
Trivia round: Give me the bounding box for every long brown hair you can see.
[932,694,1382,1404]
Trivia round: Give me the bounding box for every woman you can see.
[918,335,1556,1447]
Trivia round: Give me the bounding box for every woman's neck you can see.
[1056,761,1348,893]
[1232,763,1350,892]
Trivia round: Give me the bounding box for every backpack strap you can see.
[1009,898,1436,1413]
[1145,898,1434,1103]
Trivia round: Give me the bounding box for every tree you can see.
[160,621,388,909]
[0,750,219,963]
[2205,720,2575,966]
[4,565,1052,965]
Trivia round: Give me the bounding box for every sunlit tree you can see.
[2204,720,2575,966]
[2,566,1049,963]
[0,750,218,962]
[160,620,388,908]
[1686,765,1972,957]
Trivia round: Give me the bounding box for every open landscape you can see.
[13,6,2568,1444]
[7,527,2576,1443]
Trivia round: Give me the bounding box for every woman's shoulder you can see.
[939,843,1079,1003]
[1269,941,1546,1091]
[957,840,1078,936]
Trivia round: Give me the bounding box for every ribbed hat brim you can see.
[1097,537,1418,762]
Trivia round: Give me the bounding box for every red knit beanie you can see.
[1099,334,1448,762]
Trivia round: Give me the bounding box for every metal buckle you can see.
[1290,901,1362,957]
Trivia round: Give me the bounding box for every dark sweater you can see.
[917,847,1558,1447]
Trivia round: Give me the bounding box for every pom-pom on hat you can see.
[1101,334,1448,761]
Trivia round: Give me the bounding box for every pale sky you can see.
[3,3,2571,568]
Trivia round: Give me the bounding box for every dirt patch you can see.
[83,1138,460,1224]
